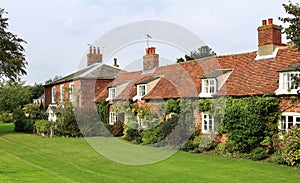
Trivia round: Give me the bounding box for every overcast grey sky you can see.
[1,0,291,85]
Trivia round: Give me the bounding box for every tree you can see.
[279,1,300,51]
[0,8,27,82]
[30,83,44,101]
[177,45,216,63]
[0,80,31,113]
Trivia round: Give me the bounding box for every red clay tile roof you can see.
[96,45,300,101]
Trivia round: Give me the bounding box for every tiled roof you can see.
[97,45,300,101]
[279,62,300,72]
[44,63,124,86]
[202,69,233,79]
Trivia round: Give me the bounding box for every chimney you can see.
[113,58,119,67]
[87,46,102,66]
[257,18,282,56]
[143,47,159,70]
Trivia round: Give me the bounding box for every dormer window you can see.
[276,63,300,95]
[108,87,116,100]
[137,84,146,97]
[203,79,217,94]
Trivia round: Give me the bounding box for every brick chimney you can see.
[87,46,102,66]
[143,47,159,70]
[113,58,119,67]
[257,18,282,56]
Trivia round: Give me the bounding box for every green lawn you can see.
[0,123,299,183]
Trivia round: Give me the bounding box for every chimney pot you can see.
[93,47,96,54]
[89,46,93,54]
[262,20,267,26]
[97,47,100,54]
[113,58,119,67]
[268,18,273,25]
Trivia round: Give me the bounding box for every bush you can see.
[142,126,164,145]
[14,118,36,133]
[281,126,300,166]
[269,151,286,165]
[180,131,202,152]
[56,102,82,137]
[0,112,13,123]
[35,120,53,136]
[247,147,268,161]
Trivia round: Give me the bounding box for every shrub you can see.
[0,112,13,123]
[35,120,53,136]
[142,126,164,145]
[269,151,286,165]
[247,147,268,161]
[14,118,36,133]
[56,102,82,137]
[281,125,300,166]
[180,131,202,152]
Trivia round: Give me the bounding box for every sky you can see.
[1,0,292,85]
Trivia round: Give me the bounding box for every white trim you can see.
[106,87,116,101]
[69,83,75,102]
[199,78,216,98]
[275,72,300,95]
[255,47,279,60]
[133,84,147,101]
[60,85,65,102]
[280,112,300,133]
[202,112,215,134]
[109,112,117,125]
[51,87,56,103]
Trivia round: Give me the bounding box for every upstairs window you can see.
[137,84,146,97]
[60,85,64,102]
[51,87,56,103]
[69,83,74,102]
[108,87,116,99]
[276,72,300,95]
[203,79,216,93]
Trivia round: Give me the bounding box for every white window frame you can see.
[137,84,146,97]
[69,83,74,102]
[202,112,215,134]
[51,87,56,103]
[280,112,300,133]
[109,112,117,125]
[199,78,217,98]
[276,72,300,95]
[60,85,65,102]
[108,87,116,99]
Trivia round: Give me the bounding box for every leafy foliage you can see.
[221,97,281,154]
[0,81,31,113]
[177,45,216,63]
[279,1,300,51]
[23,103,44,119]
[35,120,53,137]
[0,8,27,82]
[56,102,82,137]
[281,125,300,166]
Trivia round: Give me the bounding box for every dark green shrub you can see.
[142,126,164,145]
[248,147,268,161]
[14,118,35,133]
[281,125,300,166]
[124,128,142,144]
[180,131,202,152]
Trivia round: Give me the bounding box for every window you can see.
[280,113,300,133]
[109,112,117,125]
[69,83,74,102]
[51,87,56,103]
[138,84,146,97]
[203,79,216,94]
[108,87,116,99]
[202,112,215,134]
[276,72,300,95]
[60,85,64,102]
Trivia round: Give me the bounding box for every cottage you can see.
[97,18,300,134]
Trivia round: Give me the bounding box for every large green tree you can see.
[177,45,216,63]
[0,8,27,82]
[279,1,300,50]
[0,81,31,113]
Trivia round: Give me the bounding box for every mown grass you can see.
[0,123,299,183]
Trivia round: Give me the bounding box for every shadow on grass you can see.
[0,123,16,136]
